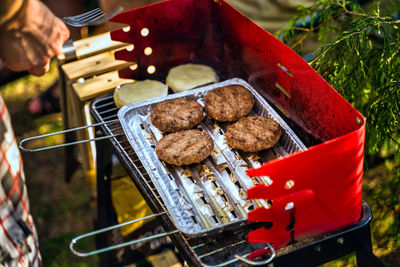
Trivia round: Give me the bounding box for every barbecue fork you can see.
[62,6,123,27]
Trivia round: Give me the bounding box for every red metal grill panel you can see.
[109,0,366,251]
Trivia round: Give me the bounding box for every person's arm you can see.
[0,0,26,27]
[0,0,70,76]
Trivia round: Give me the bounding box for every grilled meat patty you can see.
[204,85,254,122]
[156,130,214,166]
[225,116,282,152]
[150,98,204,132]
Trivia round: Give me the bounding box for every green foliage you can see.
[277,0,400,163]
[276,1,400,263]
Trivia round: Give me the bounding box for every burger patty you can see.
[156,130,214,166]
[204,85,254,122]
[150,98,204,132]
[225,116,282,152]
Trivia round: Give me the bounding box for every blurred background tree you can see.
[276,0,400,265]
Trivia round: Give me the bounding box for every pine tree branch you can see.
[389,135,400,146]
[338,2,370,18]
[290,13,341,49]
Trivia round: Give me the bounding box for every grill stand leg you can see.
[354,223,385,267]
[95,136,118,266]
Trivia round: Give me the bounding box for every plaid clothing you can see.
[0,95,41,266]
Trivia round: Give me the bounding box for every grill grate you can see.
[93,94,168,213]
[91,93,274,266]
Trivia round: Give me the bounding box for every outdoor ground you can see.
[0,61,399,266]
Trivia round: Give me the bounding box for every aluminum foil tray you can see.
[118,78,306,236]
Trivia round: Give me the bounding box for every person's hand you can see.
[0,0,70,76]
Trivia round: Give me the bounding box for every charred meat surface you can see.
[226,116,282,152]
[204,85,254,122]
[156,130,214,166]
[150,98,204,132]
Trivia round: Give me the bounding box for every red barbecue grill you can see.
[108,0,366,252]
[19,0,384,266]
